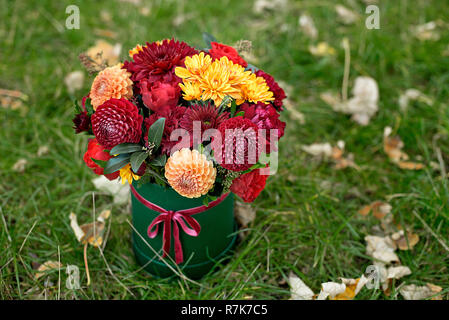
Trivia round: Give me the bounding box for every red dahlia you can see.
[240,102,286,153]
[124,39,198,87]
[180,103,229,146]
[91,98,143,150]
[255,70,286,110]
[230,168,269,203]
[214,116,260,172]
[140,79,181,114]
[144,106,187,155]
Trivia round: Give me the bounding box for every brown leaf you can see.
[234,202,256,228]
[383,127,424,170]
[69,210,111,247]
[397,161,424,170]
[391,230,419,250]
[35,261,62,279]
[358,201,392,219]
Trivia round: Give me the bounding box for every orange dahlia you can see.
[90,64,133,109]
[165,148,216,198]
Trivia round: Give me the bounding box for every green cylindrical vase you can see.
[131,182,237,279]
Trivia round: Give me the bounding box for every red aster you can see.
[144,106,188,155]
[209,42,248,67]
[230,168,268,203]
[214,116,261,172]
[255,70,286,110]
[91,98,143,150]
[240,102,286,153]
[124,39,198,87]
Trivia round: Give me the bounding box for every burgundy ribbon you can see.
[130,185,229,264]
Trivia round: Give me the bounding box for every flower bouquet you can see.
[73,34,286,278]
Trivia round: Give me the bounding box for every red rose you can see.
[83,138,119,180]
[209,42,248,67]
[230,168,268,203]
[141,80,181,114]
[91,98,143,149]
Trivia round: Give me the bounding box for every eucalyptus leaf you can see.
[91,158,107,168]
[230,100,237,117]
[130,151,148,172]
[85,98,94,116]
[110,143,142,155]
[103,154,131,174]
[202,32,217,49]
[147,118,165,150]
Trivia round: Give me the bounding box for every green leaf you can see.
[149,154,167,167]
[74,100,82,114]
[130,151,148,172]
[147,118,165,150]
[235,111,245,117]
[220,95,232,109]
[91,158,107,168]
[110,143,142,155]
[103,154,131,174]
[230,100,237,117]
[246,63,259,72]
[202,32,217,49]
[85,98,94,116]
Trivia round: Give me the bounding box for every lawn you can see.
[1,0,448,299]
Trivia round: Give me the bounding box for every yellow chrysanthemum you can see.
[165,148,216,198]
[90,64,133,109]
[216,56,251,87]
[236,73,274,105]
[119,164,141,185]
[179,81,202,101]
[128,44,144,58]
[175,52,212,80]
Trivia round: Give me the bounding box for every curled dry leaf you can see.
[383,127,424,170]
[86,40,122,66]
[12,158,27,173]
[331,276,369,300]
[64,71,84,95]
[411,21,440,41]
[302,141,359,170]
[358,201,392,219]
[253,0,287,14]
[92,175,130,205]
[398,89,433,112]
[37,145,50,157]
[0,88,28,114]
[298,14,318,40]
[335,5,359,25]
[317,282,346,300]
[365,235,399,264]
[302,143,333,157]
[35,261,63,279]
[391,230,419,250]
[69,210,111,247]
[321,76,379,126]
[400,283,443,300]
[309,42,336,57]
[289,272,314,300]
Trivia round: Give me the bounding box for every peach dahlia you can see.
[165,148,216,198]
[90,64,133,109]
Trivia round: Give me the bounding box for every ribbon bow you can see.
[130,185,229,264]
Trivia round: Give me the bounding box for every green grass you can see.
[1,0,449,299]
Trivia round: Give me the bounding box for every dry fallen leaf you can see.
[0,88,28,114]
[86,40,122,66]
[298,14,318,40]
[411,21,440,41]
[400,283,443,300]
[309,42,336,57]
[12,158,27,173]
[234,201,256,228]
[35,261,63,279]
[64,70,84,95]
[92,175,130,205]
[358,201,392,219]
[289,272,315,300]
[383,127,424,170]
[302,143,333,157]
[321,76,379,126]
[365,235,399,264]
[254,0,287,14]
[391,230,419,250]
[37,145,50,157]
[331,141,359,170]
[398,89,433,112]
[331,277,369,300]
[70,210,111,247]
[335,5,359,24]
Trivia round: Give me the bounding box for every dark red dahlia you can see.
[214,116,261,172]
[91,98,143,150]
[255,70,286,110]
[124,39,198,87]
[140,79,181,114]
[144,106,188,155]
[73,111,90,133]
[240,102,286,153]
[180,103,229,146]
[230,168,269,203]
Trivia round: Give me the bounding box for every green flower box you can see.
[131,182,237,279]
